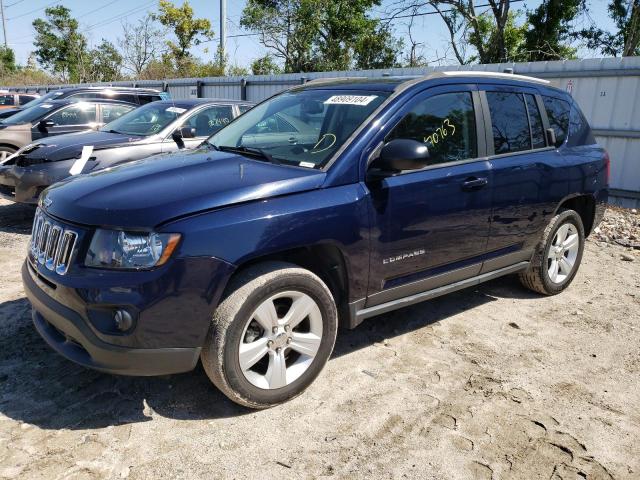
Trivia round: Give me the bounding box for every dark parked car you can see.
[22,72,608,409]
[0,86,167,120]
[0,99,252,203]
[0,91,39,110]
[0,98,136,154]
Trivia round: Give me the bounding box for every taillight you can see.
[603,150,610,185]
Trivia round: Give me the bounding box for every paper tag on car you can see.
[324,95,377,106]
[69,146,93,175]
[166,106,187,114]
[39,104,53,108]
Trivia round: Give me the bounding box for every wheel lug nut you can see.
[284,325,290,332]
[276,347,281,353]
[272,326,278,334]
[286,337,292,344]
[267,340,274,348]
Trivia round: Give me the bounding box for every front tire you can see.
[519,209,585,295]
[201,262,338,409]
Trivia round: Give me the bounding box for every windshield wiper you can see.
[214,145,281,164]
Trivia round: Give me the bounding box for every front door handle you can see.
[461,177,488,191]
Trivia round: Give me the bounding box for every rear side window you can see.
[486,91,531,154]
[239,105,252,113]
[387,91,478,165]
[567,102,595,146]
[524,94,546,149]
[138,95,162,105]
[101,104,134,123]
[112,93,137,104]
[542,96,570,147]
[184,105,234,136]
[18,95,37,105]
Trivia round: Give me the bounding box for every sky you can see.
[1,0,617,70]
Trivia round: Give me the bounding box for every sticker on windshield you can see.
[324,95,377,106]
[39,104,53,108]
[299,161,315,168]
[166,106,187,114]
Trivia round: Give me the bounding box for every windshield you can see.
[100,102,187,136]
[20,91,64,110]
[1,103,57,125]
[207,89,390,169]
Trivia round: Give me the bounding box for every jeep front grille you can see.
[30,209,77,275]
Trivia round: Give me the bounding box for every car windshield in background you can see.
[207,89,390,169]
[101,102,187,136]
[1,103,58,125]
[20,91,63,110]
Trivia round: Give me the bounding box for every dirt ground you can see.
[0,198,638,480]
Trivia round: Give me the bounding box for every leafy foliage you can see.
[241,0,402,73]
[577,0,640,56]
[251,55,281,75]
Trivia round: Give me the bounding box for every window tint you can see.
[486,91,531,154]
[18,95,37,105]
[48,103,97,125]
[238,105,252,113]
[387,91,477,165]
[101,104,134,123]
[184,105,234,136]
[0,95,14,106]
[113,93,137,104]
[525,94,546,149]
[567,102,595,147]
[138,95,162,105]
[542,96,570,147]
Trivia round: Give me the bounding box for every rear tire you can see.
[0,145,16,161]
[519,209,585,295]
[201,261,338,409]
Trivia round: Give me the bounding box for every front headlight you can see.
[85,229,181,269]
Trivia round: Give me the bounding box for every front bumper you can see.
[23,261,202,376]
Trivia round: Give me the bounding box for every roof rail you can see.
[305,76,368,85]
[437,70,550,84]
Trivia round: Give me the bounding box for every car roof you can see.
[294,71,556,93]
[49,86,162,94]
[152,98,253,107]
[44,98,140,106]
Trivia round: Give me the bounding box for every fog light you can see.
[114,310,133,332]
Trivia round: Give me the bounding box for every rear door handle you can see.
[461,177,488,191]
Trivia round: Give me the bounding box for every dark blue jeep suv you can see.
[22,72,608,408]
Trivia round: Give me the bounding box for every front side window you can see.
[543,96,570,147]
[207,89,389,169]
[100,102,190,136]
[183,105,234,136]
[387,91,478,165]
[100,104,135,123]
[487,91,531,154]
[47,103,97,126]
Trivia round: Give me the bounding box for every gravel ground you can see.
[0,198,639,480]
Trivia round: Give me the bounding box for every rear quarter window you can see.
[567,102,595,147]
[138,95,163,105]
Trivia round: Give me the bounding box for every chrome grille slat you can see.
[29,209,78,276]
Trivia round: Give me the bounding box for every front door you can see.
[365,85,493,307]
[32,103,98,140]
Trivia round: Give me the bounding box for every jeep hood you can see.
[18,130,145,163]
[43,149,326,228]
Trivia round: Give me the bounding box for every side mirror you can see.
[369,139,430,174]
[37,119,55,131]
[546,128,557,147]
[171,126,196,149]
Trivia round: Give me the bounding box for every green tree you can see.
[241,0,402,73]
[472,10,529,62]
[85,40,123,82]
[32,5,87,82]
[153,0,214,74]
[578,0,640,56]
[519,0,582,61]
[251,55,281,75]
[0,46,16,73]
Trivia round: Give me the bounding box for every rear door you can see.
[365,85,493,306]
[479,85,560,271]
[98,103,135,127]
